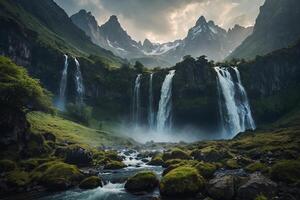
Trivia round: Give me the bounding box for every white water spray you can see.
[74,58,85,105]
[148,73,155,129]
[156,70,176,132]
[215,67,255,138]
[57,54,68,111]
[132,74,142,125]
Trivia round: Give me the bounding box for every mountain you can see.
[229,0,300,60]
[71,11,252,67]
[70,9,106,48]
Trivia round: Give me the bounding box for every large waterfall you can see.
[148,73,155,129]
[74,58,85,105]
[156,70,176,132]
[215,67,255,137]
[132,74,142,124]
[57,54,69,111]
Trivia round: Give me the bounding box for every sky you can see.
[54,0,265,43]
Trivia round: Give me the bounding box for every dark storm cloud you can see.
[54,0,265,42]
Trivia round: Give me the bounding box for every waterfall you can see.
[156,70,176,132]
[132,74,142,124]
[57,54,68,111]
[215,67,255,137]
[74,58,85,105]
[148,73,155,129]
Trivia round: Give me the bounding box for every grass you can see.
[27,112,134,148]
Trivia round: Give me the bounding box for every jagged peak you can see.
[196,16,207,26]
[143,38,152,45]
[108,15,119,23]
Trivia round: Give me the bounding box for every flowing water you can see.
[148,73,155,129]
[74,58,85,105]
[132,74,142,125]
[215,67,255,138]
[57,55,69,111]
[40,150,163,200]
[156,70,176,132]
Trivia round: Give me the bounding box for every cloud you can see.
[54,0,265,43]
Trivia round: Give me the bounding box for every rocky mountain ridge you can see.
[71,11,253,67]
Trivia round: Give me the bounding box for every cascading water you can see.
[156,70,176,132]
[215,67,255,138]
[132,74,142,125]
[57,54,69,111]
[74,58,85,105]
[148,73,155,129]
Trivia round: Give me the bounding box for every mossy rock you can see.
[191,146,231,162]
[163,159,186,168]
[125,171,158,192]
[104,160,126,170]
[195,162,217,178]
[148,154,164,166]
[225,159,240,169]
[162,148,191,161]
[0,160,16,172]
[6,170,31,187]
[105,151,123,161]
[32,161,84,190]
[255,194,268,200]
[270,160,300,184]
[245,162,268,173]
[79,176,102,189]
[159,166,205,197]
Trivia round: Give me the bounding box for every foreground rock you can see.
[237,172,277,200]
[125,171,158,193]
[207,174,238,200]
[159,166,205,197]
[32,161,84,191]
[79,176,102,189]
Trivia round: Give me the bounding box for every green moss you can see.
[79,176,102,189]
[6,170,30,187]
[245,162,268,173]
[255,194,268,200]
[104,160,126,170]
[31,161,84,187]
[162,148,191,161]
[0,160,16,172]
[159,166,205,197]
[270,160,300,184]
[125,171,158,192]
[148,154,164,166]
[195,162,217,178]
[225,159,240,169]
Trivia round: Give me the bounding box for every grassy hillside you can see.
[28,112,134,148]
[0,0,123,67]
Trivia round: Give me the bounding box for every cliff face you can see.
[239,41,300,123]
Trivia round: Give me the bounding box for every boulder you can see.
[148,154,164,166]
[159,166,205,197]
[270,160,300,184]
[207,175,235,200]
[191,146,231,162]
[237,172,277,200]
[104,160,126,170]
[162,148,191,161]
[125,171,158,192]
[79,176,102,189]
[195,162,217,178]
[65,146,93,166]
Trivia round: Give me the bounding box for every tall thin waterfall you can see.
[74,58,85,105]
[148,73,155,129]
[132,74,142,124]
[156,70,176,132]
[57,54,69,111]
[215,67,255,137]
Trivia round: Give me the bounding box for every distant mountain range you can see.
[71,10,253,67]
[228,0,300,60]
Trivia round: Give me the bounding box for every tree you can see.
[134,61,144,72]
[0,56,53,113]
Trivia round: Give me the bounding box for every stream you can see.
[41,149,163,200]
